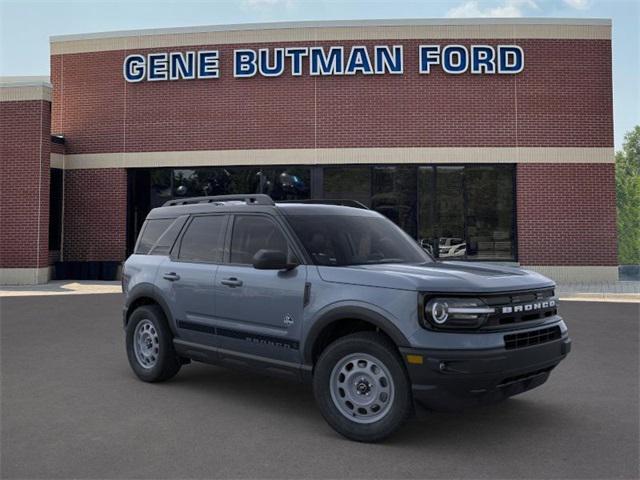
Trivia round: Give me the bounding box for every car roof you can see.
[146,199,379,220]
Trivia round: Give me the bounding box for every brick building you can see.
[0,18,617,284]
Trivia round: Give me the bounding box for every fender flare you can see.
[124,283,175,333]
[302,305,411,365]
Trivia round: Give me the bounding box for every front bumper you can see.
[400,332,571,411]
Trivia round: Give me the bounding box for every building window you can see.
[170,167,310,202]
[417,164,516,260]
[129,163,516,261]
[371,166,417,239]
[48,168,63,251]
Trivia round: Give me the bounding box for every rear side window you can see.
[230,215,289,264]
[178,215,227,263]
[135,218,173,255]
[149,216,187,255]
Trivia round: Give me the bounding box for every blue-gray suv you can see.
[122,194,571,442]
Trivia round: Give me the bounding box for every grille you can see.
[481,288,558,329]
[504,326,562,350]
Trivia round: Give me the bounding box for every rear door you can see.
[156,214,229,346]
[213,213,307,363]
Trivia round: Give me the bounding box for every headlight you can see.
[423,297,495,329]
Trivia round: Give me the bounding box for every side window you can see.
[149,216,187,255]
[230,216,289,264]
[178,215,227,263]
[135,218,173,254]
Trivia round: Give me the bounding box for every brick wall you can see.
[62,168,127,261]
[51,39,612,154]
[51,140,65,154]
[517,163,617,266]
[47,34,614,269]
[0,100,50,269]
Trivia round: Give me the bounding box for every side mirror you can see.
[252,249,297,270]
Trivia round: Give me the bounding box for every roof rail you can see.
[276,199,369,209]
[163,194,275,207]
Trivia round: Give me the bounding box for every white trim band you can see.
[522,266,618,283]
[0,267,50,285]
[50,18,612,55]
[56,147,614,170]
[0,85,52,102]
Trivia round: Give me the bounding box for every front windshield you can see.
[285,214,433,266]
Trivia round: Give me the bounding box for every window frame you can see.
[224,213,305,267]
[134,217,176,255]
[170,213,230,265]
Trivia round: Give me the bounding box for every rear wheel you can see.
[313,332,412,442]
[126,305,181,382]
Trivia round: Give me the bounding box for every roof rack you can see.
[276,199,369,209]
[163,194,275,207]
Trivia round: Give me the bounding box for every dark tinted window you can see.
[171,166,310,201]
[286,214,430,266]
[48,168,63,250]
[149,216,187,255]
[178,215,227,263]
[416,165,515,260]
[135,218,173,254]
[465,166,515,260]
[323,166,371,207]
[371,166,417,238]
[230,216,289,264]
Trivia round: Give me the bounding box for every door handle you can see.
[220,277,243,287]
[163,272,181,281]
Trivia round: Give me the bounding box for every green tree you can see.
[616,126,640,264]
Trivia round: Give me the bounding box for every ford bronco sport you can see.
[122,194,571,442]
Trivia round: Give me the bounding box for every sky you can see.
[0,0,638,149]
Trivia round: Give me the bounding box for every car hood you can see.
[316,261,555,293]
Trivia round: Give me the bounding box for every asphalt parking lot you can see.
[1,294,638,479]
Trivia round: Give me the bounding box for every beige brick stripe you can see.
[523,266,618,283]
[50,19,612,55]
[0,85,52,102]
[55,147,614,170]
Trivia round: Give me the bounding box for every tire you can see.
[125,304,181,382]
[312,331,412,442]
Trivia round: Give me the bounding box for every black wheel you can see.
[313,331,412,442]
[126,305,181,382]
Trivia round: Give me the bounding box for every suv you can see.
[122,194,571,442]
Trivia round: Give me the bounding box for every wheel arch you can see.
[303,305,411,366]
[124,283,174,332]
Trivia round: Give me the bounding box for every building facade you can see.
[0,19,617,284]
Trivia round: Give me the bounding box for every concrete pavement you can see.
[1,294,638,479]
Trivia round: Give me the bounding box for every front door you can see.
[213,214,307,363]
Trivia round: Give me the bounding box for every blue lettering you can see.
[147,53,168,81]
[345,46,373,75]
[309,47,344,75]
[419,45,440,74]
[169,52,196,80]
[470,46,496,74]
[285,47,308,76]
[123,54,145,82]
[197,51,219,79]
[442,45,468,74]
[258,48,285,77]
[374,45,403,74]
[498,45,524,74]
[234,49,257,77]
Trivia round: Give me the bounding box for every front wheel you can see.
[312,332,412,442]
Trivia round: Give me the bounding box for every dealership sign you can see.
[123,44,524,82]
